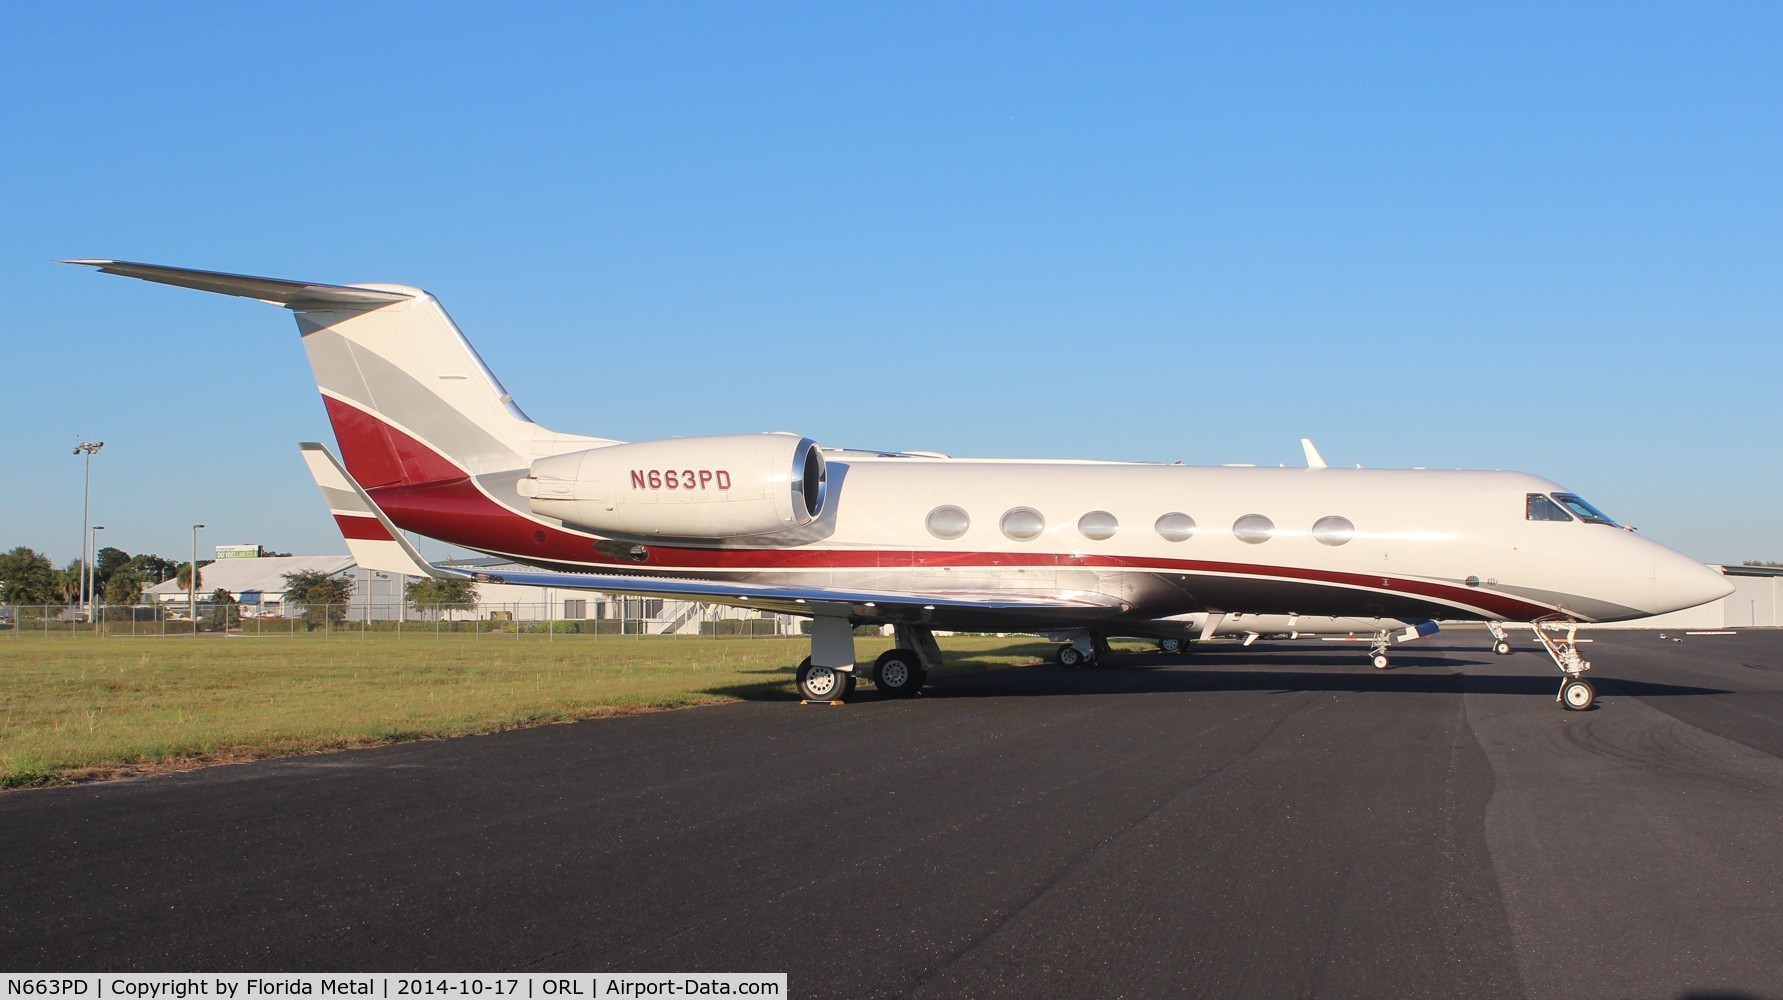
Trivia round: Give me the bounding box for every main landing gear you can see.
[795,658,854,701]
[794,619,940,703]
[872,647,928,698]
[1056,633,1111,669]
[1526,620,1595,711]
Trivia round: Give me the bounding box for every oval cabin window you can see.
[927,505,970,540]
[1155,512,1196,542]
[1312,515,1355,546]
[1000,507,1046,541]
[1233,514,1275,544]
[1077,510,1119,540]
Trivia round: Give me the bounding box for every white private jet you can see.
[67,260,1733,710]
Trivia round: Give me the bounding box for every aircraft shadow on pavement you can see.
[906,669,1726,701]
[702,646,1729,703]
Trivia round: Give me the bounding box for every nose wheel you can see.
[1560,677,1595,711]
[1529,621,1597,711]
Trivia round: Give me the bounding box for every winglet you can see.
[1301,438,1328,470]
[300,442,447,579]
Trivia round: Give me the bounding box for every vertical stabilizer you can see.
[62,260,619,489]
[295,291,543,486]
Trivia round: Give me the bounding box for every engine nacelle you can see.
[517,434,827,538]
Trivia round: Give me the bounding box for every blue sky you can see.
[3,3,1778,566]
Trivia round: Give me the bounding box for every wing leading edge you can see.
[435,563,1130,627]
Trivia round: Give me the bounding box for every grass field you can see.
[0,633,1075,788]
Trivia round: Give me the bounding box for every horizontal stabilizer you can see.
[61,260,412,310]
[300,443,447,579]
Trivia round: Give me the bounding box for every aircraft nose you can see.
[1651,548,1735,615]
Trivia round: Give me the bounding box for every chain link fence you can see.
[0,602,804,640]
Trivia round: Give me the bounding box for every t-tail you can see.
[61,260,615,488]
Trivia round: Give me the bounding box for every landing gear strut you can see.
[798,616,858,703]
[1487,621,1514,656]
[1369,630,1392,670]
[1529,621,1595,711]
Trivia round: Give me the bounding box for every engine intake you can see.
[518,434,827,539]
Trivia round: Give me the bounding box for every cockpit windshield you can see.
[1551,493,1619,527]
[1526,494,1573,521]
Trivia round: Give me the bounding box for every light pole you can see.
[74,441,104,618]
[89,526,106,621]
[190,523,205,626]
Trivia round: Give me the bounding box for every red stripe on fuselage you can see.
[364,473,1557,623]
[327,406,1559,621]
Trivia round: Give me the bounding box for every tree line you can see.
[0,544,198,606]
[1,544,479,622]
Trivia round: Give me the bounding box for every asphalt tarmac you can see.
[4,631,1781,1000]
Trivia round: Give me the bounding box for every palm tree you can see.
[53,563,81,605]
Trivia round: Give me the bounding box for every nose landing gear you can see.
[1530,621,1595,711]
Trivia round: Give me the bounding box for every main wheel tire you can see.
[1372,653,1391,670]
[1159,638,1183,654]
[796,658,847,701]
[1561,678,1595,711]
[1493,640,1513,655]
[1057,645,1085,668]
[874,648,925,698]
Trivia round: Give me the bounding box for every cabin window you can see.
[1000,507,1046,541]
[1077,510,1119,540]
[927,505,971,540]
[1526,494,1574,521]
[1155,512,1196,542]
[1552,493,1619,526]
[1233,513,1275,544]
[1312,515,1355,546]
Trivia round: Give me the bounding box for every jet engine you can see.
[517,434,827,538]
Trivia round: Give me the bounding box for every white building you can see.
[139,549,792,632]
[143,554,358,616]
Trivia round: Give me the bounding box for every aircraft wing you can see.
[433,564,1130,626]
